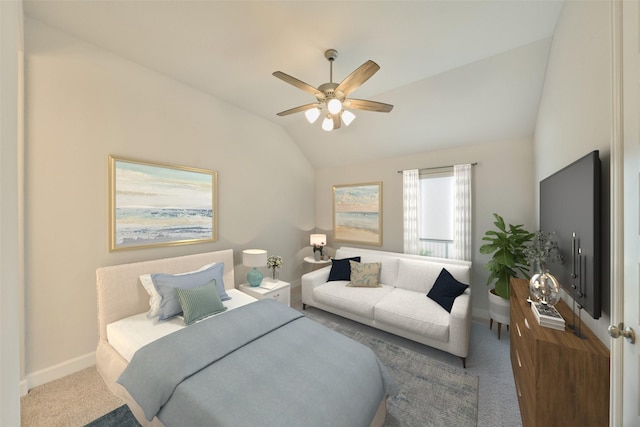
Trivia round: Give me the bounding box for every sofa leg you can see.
[302,303,306,310]
[461,357,466,369]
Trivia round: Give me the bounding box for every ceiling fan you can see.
[273,49,393,131]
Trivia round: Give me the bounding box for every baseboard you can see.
[23,351,96,394]
[20,379,29,397]
[472,308,490,322]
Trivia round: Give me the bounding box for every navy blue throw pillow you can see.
[427,268,469,313]
[327,257,361,282]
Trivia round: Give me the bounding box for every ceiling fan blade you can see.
[332,114,341,130]
[276,103,319,117]
[335,60,380,96]
[344,98,394,113]
[273,71,322,97]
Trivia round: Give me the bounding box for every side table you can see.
[303,256,332,271]
[239,280,290,306]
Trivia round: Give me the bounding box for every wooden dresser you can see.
[509,278,609,426]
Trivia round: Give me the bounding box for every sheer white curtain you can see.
[453,164,473,261]
[403,169,420,255]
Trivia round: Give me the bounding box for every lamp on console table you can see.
[243,249,267,287]
[310,234,326,261]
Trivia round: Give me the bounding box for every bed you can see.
[96,250,393,426]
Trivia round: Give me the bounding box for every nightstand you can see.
[239,280,290,306]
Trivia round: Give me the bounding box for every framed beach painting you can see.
[333,182,382,246]
[109,156,217,251]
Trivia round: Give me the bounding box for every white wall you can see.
[23,17,315,387]
[315,137,535,317]
[534,0,612,346]
[1,1,23,424]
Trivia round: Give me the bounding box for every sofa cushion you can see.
[427,268,469,313]
[395,258,471,294]
[347,261,382,287]
[374,288,450,342]
[313,281,394,319]
[327,257,361,282]
[395,258,444,293]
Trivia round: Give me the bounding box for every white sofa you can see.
[302,247,472,367]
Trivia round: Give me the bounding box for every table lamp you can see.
[310,234,326,261]
[243,249,267,287]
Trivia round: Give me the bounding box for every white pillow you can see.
[140,262,216,318]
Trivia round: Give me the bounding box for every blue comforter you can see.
[117,299,395,426]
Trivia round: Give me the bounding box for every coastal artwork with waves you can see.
[110,157,217,250]
[333,182,382,245]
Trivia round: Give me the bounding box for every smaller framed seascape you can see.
[109,156,217,251]
[333,182,382,246]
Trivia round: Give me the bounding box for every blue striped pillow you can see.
[152,263,230,321]
[175,280,227,325]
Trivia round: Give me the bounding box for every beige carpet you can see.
[21,366,123,426]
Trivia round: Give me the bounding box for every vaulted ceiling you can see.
[23,0,564,168]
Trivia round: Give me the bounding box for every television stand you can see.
[509,278,609,426]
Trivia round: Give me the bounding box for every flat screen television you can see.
[539,150,601,319]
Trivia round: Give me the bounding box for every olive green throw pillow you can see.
[347,261,382,288]
[176,279,227,325]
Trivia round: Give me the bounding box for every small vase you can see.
[314,251,321,261]
[269,268,279,282]
[529,262,560,305]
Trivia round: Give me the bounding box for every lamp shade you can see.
[322,116,333,131]
[305,107,321,124]
[342,110,356,126]
[310,234,326,246]
[243,249,268,267]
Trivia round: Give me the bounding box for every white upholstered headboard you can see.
[96,250,235,341]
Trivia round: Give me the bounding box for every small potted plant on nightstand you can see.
[480,213,534,339]
[266,255,283,282]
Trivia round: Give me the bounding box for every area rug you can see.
[306,313,479,427]
[84,404,140,427]
[86,314,478,427]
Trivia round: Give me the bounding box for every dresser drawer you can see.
[512,318,534,366]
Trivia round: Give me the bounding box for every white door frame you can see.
[609,0,624,424]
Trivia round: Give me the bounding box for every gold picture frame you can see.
[109,156,217,251]
[333,182,382,246]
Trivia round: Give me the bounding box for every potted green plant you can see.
[480,213,534,336]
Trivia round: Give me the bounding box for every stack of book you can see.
[531,301,565,331]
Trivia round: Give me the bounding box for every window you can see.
[403,164,472,261]
[418,169,454,258]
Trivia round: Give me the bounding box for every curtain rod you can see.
[397,162,478,174]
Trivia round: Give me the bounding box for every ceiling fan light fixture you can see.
[305,107,321,124]
[342,109,356,126]
[322,115,334,131]
[273,49,393,131]
[327,98,342,115]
